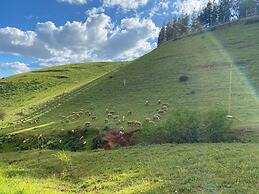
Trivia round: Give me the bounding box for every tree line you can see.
[158,0,259,46]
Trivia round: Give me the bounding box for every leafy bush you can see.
[134,109,234,144]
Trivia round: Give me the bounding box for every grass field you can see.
[0,143,258,194]
[1,18,259,194]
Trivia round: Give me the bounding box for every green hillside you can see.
[0,62,127,128]
[0,17,259,194]
[2,19,259,139]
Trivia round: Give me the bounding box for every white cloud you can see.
[0,9,159,67]
[149,0,170,17]
[104,0,149,10]
[57,0,87,5]
[0,62,30,74]
[173,0,208,15]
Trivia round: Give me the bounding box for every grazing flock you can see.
[59,99,170,131]
[9,99,170,132]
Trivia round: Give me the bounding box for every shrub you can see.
[134,109,233,145]
[179,75,189,82]
[203,110,233,142]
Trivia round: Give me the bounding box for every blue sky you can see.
[0,0,204,77]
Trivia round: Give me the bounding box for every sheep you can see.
[128,120,142,127]
[85,111,91,116]
[107,113,113,119]
[127,121,134,126]
[162,103,169,107]
[122,116,125,122]
[85,122,91,128]
[134,121,142,127]
[149,120,155,124]
[105,118,109,123]
[127,111,132,116]
[105,108,109,114]
[158,109,165,114]
[109,111,116,114]
[145,100,149,106]
[153,114,161,121]
[112,115,120,120]
[162,105,169,112]
[144,117,151,123]
[158,99,161,105]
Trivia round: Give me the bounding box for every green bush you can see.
[134,109,234,144]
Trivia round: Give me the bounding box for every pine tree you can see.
[166,22,174,41]
[157,25,166,46]
[181,14,190,35]
[191,13,203,33]
[211,1,219,26]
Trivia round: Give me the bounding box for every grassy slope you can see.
[4,19,259,138]
[0,18,259,194]
[0,144,258,194]
[0,62,127,128]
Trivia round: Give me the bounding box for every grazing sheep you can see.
[122,116,125,122]
[109,111,116,114]
[162,103,169,107]
[85,122,91,128]
[107,113,113,119]
[162,105,169,112]
[127,121,134,126]
[85,111,91,116]
[158,99,161,105]
[144,117,151,123]
[149,120,155,124]
[128,120,142,127]
[134,121,142,127]
[112,115,120,120]
[153,114,161,121]
[158,109,165,114]
[145,101,149,106]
